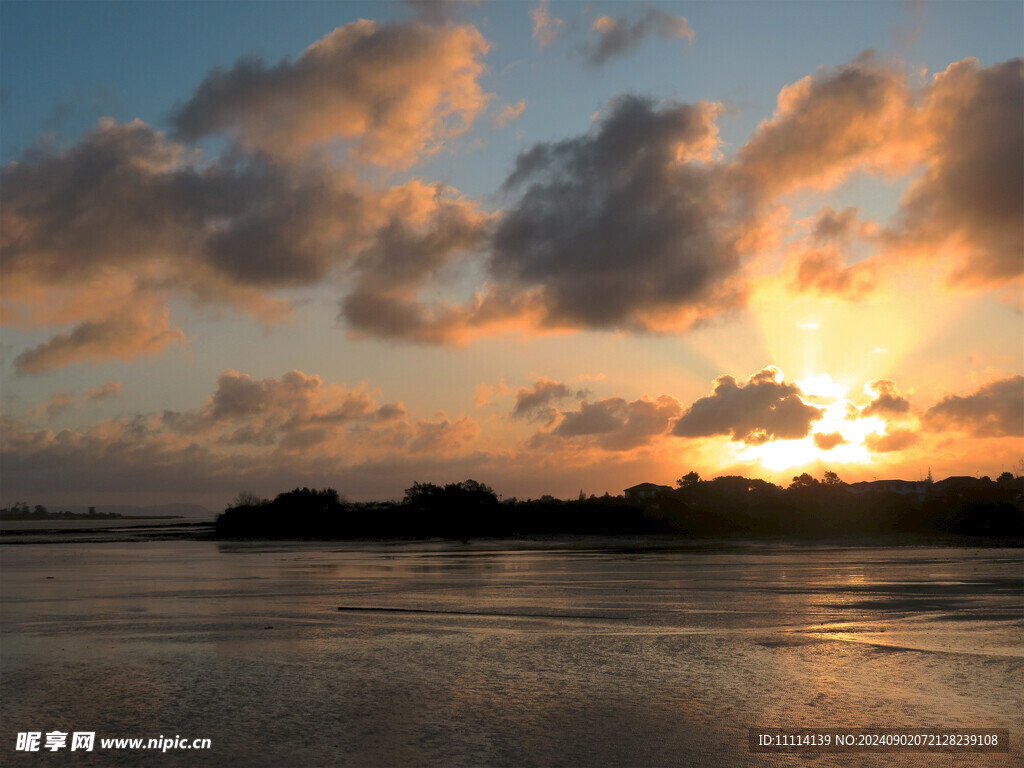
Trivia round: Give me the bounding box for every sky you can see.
[1,0,1022,509]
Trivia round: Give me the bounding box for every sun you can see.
[734,372,889,471]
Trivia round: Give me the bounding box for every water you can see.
[1,540,1021,766]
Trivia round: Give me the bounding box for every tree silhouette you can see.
[822,471,844,486]
[677,471,701,488]
[789,473,819,490]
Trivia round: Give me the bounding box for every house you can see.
[623,483,674,502]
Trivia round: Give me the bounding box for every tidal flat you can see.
[2,540,1021,767]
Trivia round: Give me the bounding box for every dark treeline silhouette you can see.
[213,472,1024,542]
[633,471,1024,541]
[0,503,123,521]
[215,481,666,540]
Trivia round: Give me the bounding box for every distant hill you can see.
[37,504,214,519]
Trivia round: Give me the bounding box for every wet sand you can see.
[2,540,1021,766]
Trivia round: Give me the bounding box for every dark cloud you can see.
[582,9,693,67]
[922,376,1024,437]
[554,399,626,436]
[492,95,744,332]
[811,207,861,243]
[204,369,390,432]
[1,120,361,292]
[672,367,824,444]
[337,184,494,341]
[171,18,489,167]
[1,118,493,365]
[512,378,580,421]
[861,379,912,418]
[340,285,539,345]
[549,395,682,451]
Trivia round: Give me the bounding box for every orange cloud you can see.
[735,55,920,201]
[530,1,562,48]
[493,100,526,128]
[864,428,918,453]
[172,19,491,167]
[83,381,123,404]
[785,206,879,299]
[887,58,1023,287]
[14,305,185,375]
[813,431,847,450]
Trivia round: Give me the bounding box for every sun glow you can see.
[795,372,847,400]
[736,374,890,471]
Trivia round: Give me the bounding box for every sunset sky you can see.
[2,0,1022,509]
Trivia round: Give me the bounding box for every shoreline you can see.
[1,522,1020,549]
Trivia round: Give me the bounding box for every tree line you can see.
[213,471,1023,542]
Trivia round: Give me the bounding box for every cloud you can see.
[30,392,75,421]
[493,100,526,128]
[83,381,123,404]
[583,9,694,67]
[922,376,1024,437]
[864,428,918,453]
[790,249,877,300]
[512,378,580,421]
[8,46,1020,369]
[810,206,862,242]
[171,18,491,167]
[2,120,344,316]
[339,284,544,345]
[813,431,847,450]
[735,55,918,202]
[1,367,702,505]
[860,379,912,419]
[408,416,478,455]
[27,382,124,420]
[14,305,185,374]
[739,56,1021,294]
[786,207,878,299]
[473,380,509,408]
[136,369,469,461]
[0,368,494,506]
[887,58,1023,286]
[334,179,498,343]
[197,369,406,448]
[492,95,745,332]
[1,118,495,365]
[530,1,563,48]
[672,367,824,444]
[550,395,682,451]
